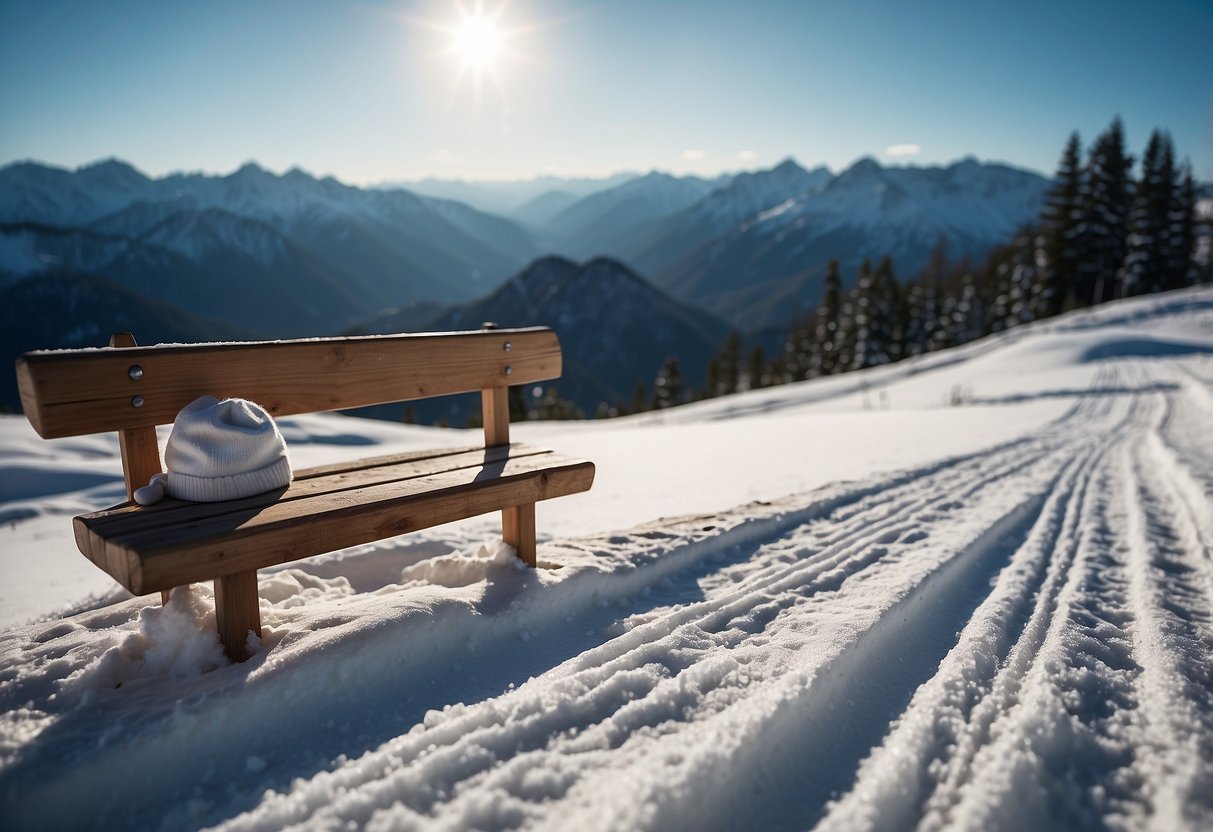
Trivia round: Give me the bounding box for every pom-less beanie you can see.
[134,395,292,505]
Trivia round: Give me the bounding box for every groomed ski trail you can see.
[173,362,1213,831]
[3,359,1210,832]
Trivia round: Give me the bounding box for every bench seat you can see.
[75,443,595,596]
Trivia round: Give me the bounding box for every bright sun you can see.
[406,0,542,102]
[453,11,502,72]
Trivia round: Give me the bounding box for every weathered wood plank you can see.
[291,445,481,480]
[18,328,561,439]
[78,444,554,541]
[83,451,594,593]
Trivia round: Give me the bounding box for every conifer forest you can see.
[661,120,1211,413]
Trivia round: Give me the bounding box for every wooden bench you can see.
[15,327,595,660]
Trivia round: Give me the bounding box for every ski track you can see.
[201,360,1211,831]
[4,358,1212,831]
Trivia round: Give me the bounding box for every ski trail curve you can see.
[203,362,1186,832]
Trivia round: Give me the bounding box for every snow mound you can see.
[65,585,229,697]
[399,540,529,588]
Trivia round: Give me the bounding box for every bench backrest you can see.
[16,327,561,439]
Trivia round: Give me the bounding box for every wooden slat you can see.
[17,328,561,439]
[75,444,553,541]
[291,444,482,480]
[119,448,586,555]
[79,449,595,593]
[70,443,509,588]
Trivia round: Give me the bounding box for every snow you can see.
[2,287,1212,830]
[749,158,1050,248]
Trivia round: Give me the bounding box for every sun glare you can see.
[454,11,502,72]
[404,0,549,106]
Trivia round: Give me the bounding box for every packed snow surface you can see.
[1,288,1212,831]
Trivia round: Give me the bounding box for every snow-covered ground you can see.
[2,288,1212,831]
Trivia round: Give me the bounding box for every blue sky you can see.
[1,0,1210,184]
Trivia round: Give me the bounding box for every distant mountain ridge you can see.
[1,154,1055,420]
[543,171,734,260]
[622,158,835,276]
[0,159,546,337]
[629,157,1050,329]
[386,172,638,217]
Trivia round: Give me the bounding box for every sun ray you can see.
[390,0,580,115]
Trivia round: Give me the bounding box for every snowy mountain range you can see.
[0,160,544,335]
[629,157,1051,329]
[622,159,835,273]
[512,156,1049,330]
[540,171,733,257]
[387,172,638,217]
[2,155,1053,413]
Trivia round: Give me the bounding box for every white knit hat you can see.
[134,395,293,505]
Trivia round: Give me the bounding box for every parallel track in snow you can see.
[196,360,1212,831]
[4,360,1210,832]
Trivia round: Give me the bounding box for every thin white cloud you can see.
[885,143,922,158]
[682,149,707,161]
[430,148,461,163]
[737,150,758,162]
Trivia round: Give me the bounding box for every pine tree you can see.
[874,256,900,361]
[834,260,865,372]
[534,387,584,420]
[1040,132,1085,314]
[949,264,986,345]
[918,240,949,353]
[631,381,647,415]
[850,256,898,369]
[1081,117,1134,305]
[808,260,843,376]
[886,257,910,363]
[747,345,767,389]
[705,330,741,398]
[900,280,929,357]
[1120,130,1174,297]
[783,311,815,382]
[985,247,1014,333]
[1169,160,1199,288]
[653,357,684,409]
[931,281,962,351]
[1006,229,1040,326]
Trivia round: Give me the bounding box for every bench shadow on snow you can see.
[0,526,733,829]
[208,535,733,826]
[1080,337,1213,362]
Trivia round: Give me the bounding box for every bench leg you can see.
[503,503,537,567]
[214,570,262,662]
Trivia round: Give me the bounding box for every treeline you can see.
[634,118,1210,412]
[476,119,1209,424]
